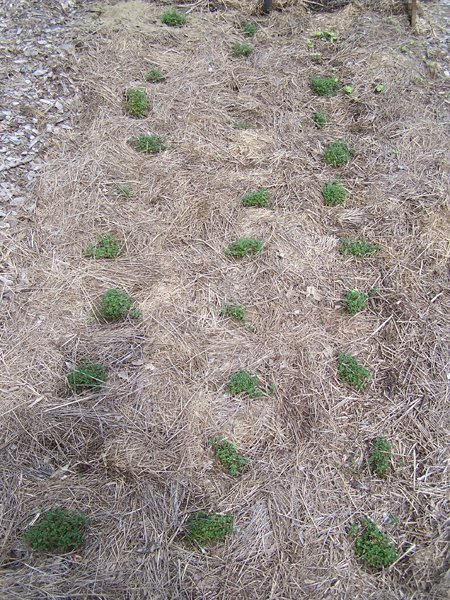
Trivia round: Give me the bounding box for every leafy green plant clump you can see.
[339,237,379,257]
[145,68,166,83]
[323,140,351,166]
[369,436,392,478]
[67,360,106,394]
[349,517,398,570]
[233,42,253,57]
[84,234,119,259]
[337,352,370,390]
[375,82,386,93]
[242,21,258,37]
[186,512,233,546]
[344,289,368,315]
[242,188,269,208]
[161,8,186,27]
[322,180,346,206]
[313,111,328,128]
[209,437,248,476]
[99,288,141,322]
[225,237,263,258]
[310,75,339,97]
[314,29,337,42]
[233,120,250,130]
[124,88,150,118]
[227,370,262,397]
[117,183,132,198]
[220,303,246,322]
[22,509,89,553]
[130,134,166,154]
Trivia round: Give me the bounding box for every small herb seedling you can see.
[311,52,323,64]
[375,83,386,93]
[310,75,340,97]
[161,8,186,27]
[306,38,314,49]
[99,288,141,322]
[233,120,250,129]
[323,140,351,166]
[227,370,262,397]
[124,88,150,118]
[337,352,370,390]
[130,134,166,154]
[339,238,379,257]
[242,188,269,208]
[22,509,89,553]
[313,111,328,128]
[67,360,106,394]
[220,303,246,322]
[145,68,166,83]
[368,436,392,478]
[322,180,346,206]
[84,234,119,259]
[344,289,369,315]
[349,517,398,570]
[314,29,338,42]
[224,237,263,258]
[242,21,258,37]
[344,85,353,94]
[209,437,248,476]
[233,42,253,58]
[185,512,233,546]
[117,183,132,198]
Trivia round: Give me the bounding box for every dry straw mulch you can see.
[1,1,449,599]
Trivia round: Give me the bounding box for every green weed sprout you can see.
[375,83,386,93]
[310,75,339,97]
[220,303,246,322]
[369,436,392,478]
[338,238,379,257]
[227,370,262,397]
[209,437,248,476]
[145,68,166,83]
[84,234,119,259]
[242,21,258,37]
[161,8,186,27]
[337,352,370,390]
[349,517,398,570]
[130,134,166,154]
[344,289,368,315]
[67,360,106,394]
[233,120,250,129]
[224,237,263,258]
[124,88,150,118]
[322,180,346,206]
[185,512,233,546]
[313,111,328,128]
[233,42,253,57]
[314,29,338,42]
[344,85,353,94]
[323,140,351,166]
[117,183,132,198]
[99,288,141,322]
[22,509,89,553]
[242,188,269,208]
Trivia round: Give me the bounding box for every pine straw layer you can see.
[1,1,449,599]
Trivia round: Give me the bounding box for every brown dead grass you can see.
[1,1,449,599]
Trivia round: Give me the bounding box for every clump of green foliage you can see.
[339,237,379,257]
[242,21,258,37]
[233,42,253,57]
[124,88,150,118]
[22,509,89,553]
[322,180,346,206]
[233,120,250,129]
[209,437,248,476]
[344,85,353,94]
[84,234,119,260]
[130,134,166,154]
[369,436,392,478]
[314,29,337,42]
[323,140,351,166]
[349,517,398,570]
[225,237,263,258]
[99,288,141,322]
[310,75,339,97]
[310,52,323,64]
[344,289,369,315]
[375,82,386,93]
[242,188,269,208]
[227,370,262,397]
[145,68,166,83]
[313,111,328,128]
[220,303,246,322]
[67,360,106,394]
[185,512,233,546]
[161,8,186,27]
[117,183,132,198]
[337,352,371,390]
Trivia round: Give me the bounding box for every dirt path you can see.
[1,1,449,599]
